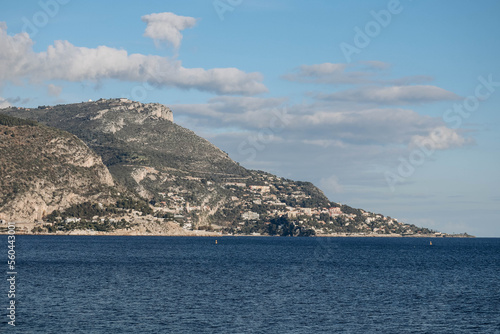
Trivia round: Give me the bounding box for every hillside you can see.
[0,100,443,237]
[0,114,118,222]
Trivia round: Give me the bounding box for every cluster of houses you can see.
[142,171,420,235]
[153,175,357,225]
[241,206,356,222]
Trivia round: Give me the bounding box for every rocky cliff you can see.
[0,114,119,222]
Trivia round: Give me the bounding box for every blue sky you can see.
[1,0,499,236]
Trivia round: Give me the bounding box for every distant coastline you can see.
[0,228,473,238]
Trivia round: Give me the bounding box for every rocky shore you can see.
[0,221,472,238]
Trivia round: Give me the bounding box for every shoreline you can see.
[0,220,474,238]
[0,231,474,238]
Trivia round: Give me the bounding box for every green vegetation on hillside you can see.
[44,198,153,223]
[0,113,38,127]
[267,216,316,237]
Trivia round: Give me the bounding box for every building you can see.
[225,182,246,187]
[328,207,342,216]
[249,185,271,193]
[241,211,260,220]
[301,208,312,216]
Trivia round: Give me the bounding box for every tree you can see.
[267,216,315,237]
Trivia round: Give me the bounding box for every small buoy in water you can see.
[430,241,432,246]
[215,240,218,245]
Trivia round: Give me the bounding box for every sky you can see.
[1,0,499,236]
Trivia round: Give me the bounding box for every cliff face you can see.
[89,99,174,130]
[0,117,117,222]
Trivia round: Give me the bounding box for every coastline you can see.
[0,230,473,238]
[0,220,473,238]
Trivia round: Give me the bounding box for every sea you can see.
[2,236,499,333]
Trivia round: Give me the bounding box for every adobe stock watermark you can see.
[385,74,499,192]
[6,221,17,327]
[237,106,291,162]
[213,0,243,21]
[339,0,408,63]
[22,0,70,38]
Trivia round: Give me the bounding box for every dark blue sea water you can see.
[2,236,499,333]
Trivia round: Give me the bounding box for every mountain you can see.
[5,99,249,196]
[0,99,446,237]
[0,114,118,223]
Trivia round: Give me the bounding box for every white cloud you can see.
[360,60,391,70]
[386,75,434,86]
[282,62,373,85]
[202,96,286,113]
[320,175,344,194]
[282,61,437,89]
[0,23,267,95]
[0,96,30,106]
[410,126,473,150]
[47,84,62,97]
[0,97,11,108]
[303,139,345,148]
[172,96,467,148]
[316,85,460,105]
[297,106,432,127]
[141,12,197,49]
[172,96,288,127]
